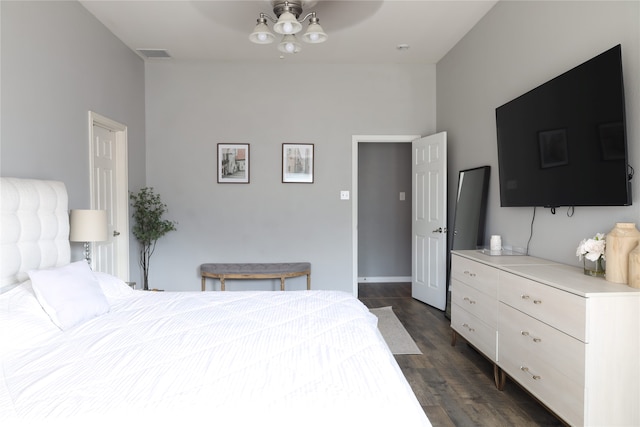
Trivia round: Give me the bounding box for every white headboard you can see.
[1,177,70,292]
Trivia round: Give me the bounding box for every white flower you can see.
[576,233,606,262]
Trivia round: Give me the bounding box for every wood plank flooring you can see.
[359,283,564,427]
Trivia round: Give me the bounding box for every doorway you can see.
[88,111,130,281]
[357,142,412,283]
[351,135,420,296]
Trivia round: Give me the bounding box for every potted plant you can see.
[130,187,177,290]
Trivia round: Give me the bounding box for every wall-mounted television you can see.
[496,44,632,208]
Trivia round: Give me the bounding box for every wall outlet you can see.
[399,192,406,201]
[340,190,350,200]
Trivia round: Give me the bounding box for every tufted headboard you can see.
[0,177,70,292]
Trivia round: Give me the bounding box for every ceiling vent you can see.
[136,49,172,59]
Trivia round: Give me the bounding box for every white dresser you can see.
[450,250,640,426]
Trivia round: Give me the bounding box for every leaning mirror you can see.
[445,166,490,318]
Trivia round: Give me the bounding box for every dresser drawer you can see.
[451,255,499,297]
[451,304,497,360]
[499,271,586,341]
[451,279,497,327]
[499,322,584,427]
[498,302,585,386]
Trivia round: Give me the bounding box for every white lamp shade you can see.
[278,34,302,54]
[69,209,108,242]
[302,22,327,43]
[273,11,302,35]
[249,21,275,44]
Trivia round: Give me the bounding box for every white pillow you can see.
[28,261,110,330]
[94,271,134,303]
[0,281,61,353]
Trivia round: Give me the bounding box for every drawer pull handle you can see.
[462,323,475,332]
[463,297,476,304]
[521,331,542,343]
[533,299,542,304]
[521,294,530,300]
[520,366,541,380]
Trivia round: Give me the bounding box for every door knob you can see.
[113,230,121,237]
[432,227,442,233]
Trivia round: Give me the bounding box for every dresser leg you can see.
[494,365,506,390]
[451,329,457,346]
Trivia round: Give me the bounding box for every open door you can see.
[411,132,447,310]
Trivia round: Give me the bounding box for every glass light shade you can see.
[69,209,108,242]
[249,22,275,44]
[273,11,302,35]
[278,34,301,53]
[302,22,327,43]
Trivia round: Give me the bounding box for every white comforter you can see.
[1,288,431,427]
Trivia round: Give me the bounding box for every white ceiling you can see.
[79,0,498,64]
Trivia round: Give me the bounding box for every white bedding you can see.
[1,285,431,427]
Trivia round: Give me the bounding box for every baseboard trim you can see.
[358,276,411,283]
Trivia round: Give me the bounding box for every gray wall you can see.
[145,62,436,291]
[438,1,640,267]
[1,1,146,275]
[358,143,412,279]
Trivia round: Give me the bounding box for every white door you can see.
[89,112,129,281]
[412,132,447,309]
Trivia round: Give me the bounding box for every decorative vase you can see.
[605,222,640,284]
[583,257,605,277]
[629,245,640,289]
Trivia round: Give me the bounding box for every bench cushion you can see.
[200,263,310,275]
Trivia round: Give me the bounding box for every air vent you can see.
[136,49,172,59]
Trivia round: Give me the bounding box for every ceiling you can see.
[79,0,498,64]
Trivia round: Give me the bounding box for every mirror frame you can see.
[445,165,490,318]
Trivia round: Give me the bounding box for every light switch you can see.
[340,190,350,200]
[399,192,406,201]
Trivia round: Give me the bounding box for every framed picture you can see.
[282,143,314,183]
[217,143,249,183]
[538,129,569,169]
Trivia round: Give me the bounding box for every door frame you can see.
[351,134,421,297]
[88,111,130,280]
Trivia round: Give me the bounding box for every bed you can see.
[0,177,431,426]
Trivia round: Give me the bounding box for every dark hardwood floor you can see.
[358,282,564,427]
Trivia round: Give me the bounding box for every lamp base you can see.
[83,241,91,265]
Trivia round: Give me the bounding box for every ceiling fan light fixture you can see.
[273,11,303,35]
[278,34,302,54]
[302,16,327,44]
[250,1,327,52]
[249,16,275,44]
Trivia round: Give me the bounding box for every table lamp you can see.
[69,209,108,265]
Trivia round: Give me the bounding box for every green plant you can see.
[129,187,177,290]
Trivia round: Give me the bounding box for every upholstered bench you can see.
[200,262,311,291]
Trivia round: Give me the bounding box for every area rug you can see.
[370,306,422,355]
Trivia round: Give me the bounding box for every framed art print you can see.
[282,143,314,183]
[218,143,249,183]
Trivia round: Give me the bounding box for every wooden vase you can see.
[629,245,640,289]
[605,222,640,284]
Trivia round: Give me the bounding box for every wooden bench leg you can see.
[201,276,206,291]
[280,276,285,291]
[307,273,311,290]
[221,277,226,291]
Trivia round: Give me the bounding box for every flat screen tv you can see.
[496,44,632,208]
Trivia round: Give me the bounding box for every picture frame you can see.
[282,143,314,183]
[217,143,249,183]
[538,129,569,169]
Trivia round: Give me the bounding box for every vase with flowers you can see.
[576,233,606,277]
